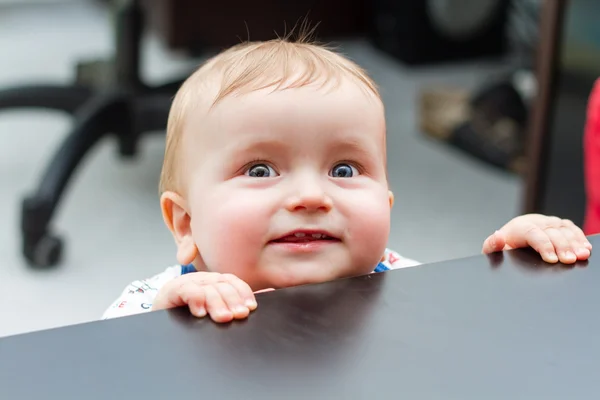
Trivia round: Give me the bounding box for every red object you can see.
[583,79,600,235]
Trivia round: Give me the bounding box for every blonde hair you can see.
[159,36,381,194]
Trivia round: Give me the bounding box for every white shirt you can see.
[102,248,420,319]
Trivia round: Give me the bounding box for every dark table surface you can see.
[2,236,600,399]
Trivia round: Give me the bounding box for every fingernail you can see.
[245,299,257,309]
[216,310,233,319]
[546,253,558,262]
[578,248,590,256]
[234,305,249,315]
[564,251,576,261]
[196,306,206,317]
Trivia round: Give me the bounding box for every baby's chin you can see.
[255,258,374,291]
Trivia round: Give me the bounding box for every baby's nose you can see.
[285,181,333,213]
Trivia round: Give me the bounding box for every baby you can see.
[103,38,592,323]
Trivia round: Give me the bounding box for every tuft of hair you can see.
[159,26,380,195]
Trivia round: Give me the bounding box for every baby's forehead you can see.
[204,79,383,130]
[182,84,386,162]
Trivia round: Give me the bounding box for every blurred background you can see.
[0,0,597,337]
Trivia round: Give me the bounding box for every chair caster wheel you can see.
[24,234,63,268]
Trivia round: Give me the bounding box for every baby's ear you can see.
[160,191,198,265]
[388,190,395,209]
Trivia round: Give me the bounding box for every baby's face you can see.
[181,79,391,291]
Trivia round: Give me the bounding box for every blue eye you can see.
[330,163,358,178]
[245,163,278,178]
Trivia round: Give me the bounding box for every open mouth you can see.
[271,231,340,244]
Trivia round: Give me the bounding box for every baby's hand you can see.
[152,272,257,323]
[482,214,592,264]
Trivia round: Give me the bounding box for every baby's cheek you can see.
[345,192,391,264]
[195,193,271,275]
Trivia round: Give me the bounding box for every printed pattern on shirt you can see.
[380,248,420,270]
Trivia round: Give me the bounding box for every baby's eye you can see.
[330,163,359,178]
[245,163,278,178]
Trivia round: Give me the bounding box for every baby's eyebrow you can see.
[225,135,380,160]
[330,138,379,159]
[228,139,289,156]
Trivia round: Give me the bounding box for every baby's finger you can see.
[525,226,558,263]
[155,279,200,311]
[559,226,590,260]
[190,271,230,285]
[562,219,592,251]
[481,231,506,254]
[215,282,251,319]
[545,227,576,264]
[222,274,257,310]
[182,282,207,318]
[203,285,234,323]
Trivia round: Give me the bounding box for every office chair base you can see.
[15,89,174,268]
[3,0,184,268]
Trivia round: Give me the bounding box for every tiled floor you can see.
[0,2,521,338]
